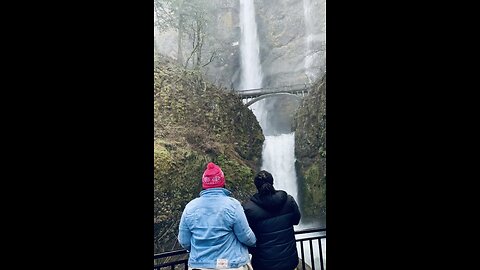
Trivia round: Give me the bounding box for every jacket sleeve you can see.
[177,210,192,251]
[232,203,256,247]
[291,196,301,225]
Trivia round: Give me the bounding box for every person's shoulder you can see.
[242,197,254,207]
[243,197,260,213]
[184,197,200,210]
[226,196,242,207]
[282,193,296,205]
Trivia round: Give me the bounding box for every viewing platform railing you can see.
[154,227,326,270]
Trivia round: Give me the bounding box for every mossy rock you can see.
[153,56,264,253]
[293,74,326,219]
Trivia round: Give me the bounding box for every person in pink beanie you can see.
[178,162,256,270]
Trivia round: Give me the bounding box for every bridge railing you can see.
[153,227,326,270]
[235,83,314,97]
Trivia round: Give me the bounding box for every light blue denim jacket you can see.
[178,188,256,269]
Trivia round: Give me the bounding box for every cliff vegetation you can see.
[293,74,326,220]
[154,56,264,253]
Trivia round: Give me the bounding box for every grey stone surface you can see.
[154,0,326,89]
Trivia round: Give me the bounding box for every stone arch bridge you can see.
[235,83,313,107]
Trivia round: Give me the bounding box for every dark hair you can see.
[254,170,275,195]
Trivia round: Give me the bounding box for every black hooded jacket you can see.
[242,190,301,270]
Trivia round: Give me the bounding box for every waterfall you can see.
[238,0,300,213]
[261,132,298,202]
[239,0,263,90]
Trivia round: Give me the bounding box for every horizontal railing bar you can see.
[154,259,188,268]
[295,228,326,234]
[296,236,326,242]
[154,228,326,258]
[237,87,310,94]
[154,249,188,259]
[235,83,314,92]
[236,89,310,97]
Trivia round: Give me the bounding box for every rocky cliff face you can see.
[154,0,326,89]
[255,0,325,87]
[293,74,326,221]
[154,55,264,253]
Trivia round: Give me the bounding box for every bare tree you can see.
[154,0,219,69]
[154,0,185,64]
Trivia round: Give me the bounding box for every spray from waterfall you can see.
[303,0,314,83]
[303,0,326,83]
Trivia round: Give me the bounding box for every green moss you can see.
[153,57,263,253]
[153,144,172,175]
[299,160,326,218]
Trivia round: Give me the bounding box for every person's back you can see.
[178,162,256,270]
[243,170,301,270]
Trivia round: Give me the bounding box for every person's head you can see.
[202,162,225,189]
[254,170,275,195]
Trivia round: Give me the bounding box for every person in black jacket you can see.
[242,170,301,270]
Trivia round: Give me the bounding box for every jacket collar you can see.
[200,187,232,197]
[251,190,288,211]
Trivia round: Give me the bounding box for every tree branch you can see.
[184,40,201,69]
[154,1,176,28]
[202,50,217,67]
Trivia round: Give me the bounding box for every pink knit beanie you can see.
[202,162,225,189]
